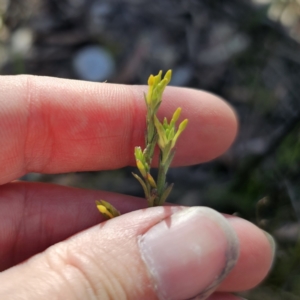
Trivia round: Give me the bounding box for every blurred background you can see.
[1,0,300,298]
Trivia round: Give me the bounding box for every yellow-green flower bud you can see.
[147,173,157,188]
[164,69,172,85]
[171,107,182,125]
[148,74,154,86]
[154,70,162,85]
[172,119,188,148]
[178,118,188,132]
[136,159,147,178]
[96,200,120,219]
[97,204,113,219]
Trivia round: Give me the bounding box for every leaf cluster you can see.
[97,70,188,218]
[133,70,188,207]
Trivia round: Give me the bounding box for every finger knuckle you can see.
[43,245,128,300]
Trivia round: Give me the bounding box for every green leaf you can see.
[167,127,175,140]
[164,150,175,171]
[156,159,167,197]
[132,172,150,199]
[134,146,144,162]
[154,115,168,148]
[163,117,168,128]
[161,141,173,164]
[152,101,162,115]
[143,93,148,107]
[158,183,174,205]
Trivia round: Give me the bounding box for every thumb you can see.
[0,207,239,300]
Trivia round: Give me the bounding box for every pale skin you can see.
[0,75,274,300]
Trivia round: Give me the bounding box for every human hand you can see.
[0,76,274,300]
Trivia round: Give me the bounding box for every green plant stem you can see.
[144,113,157,163]
[143,113,158,207]
[146,185,152,206]
[156,158,167,205]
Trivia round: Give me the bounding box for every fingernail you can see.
[262,230,276,262]
[138,207,239,300]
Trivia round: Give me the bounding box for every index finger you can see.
[0,75,237,184]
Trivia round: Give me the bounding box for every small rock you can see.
[73,46,115,81]
[171,65,193,86]
[11,27,33,55]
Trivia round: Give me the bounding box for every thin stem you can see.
[146,113,157,154]
[156,155,167,205]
